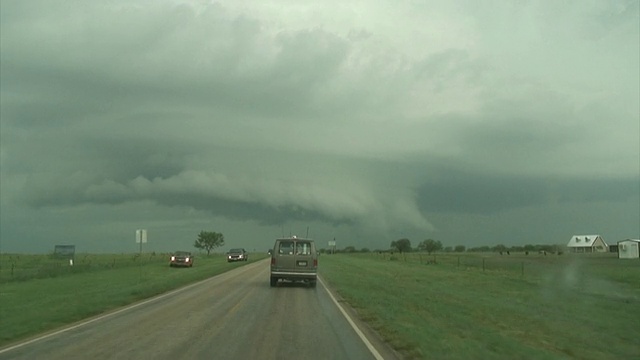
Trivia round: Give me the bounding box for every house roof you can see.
[567,235,607,247]
[617,239,640,244]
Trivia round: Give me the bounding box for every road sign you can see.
[136,229,147,243]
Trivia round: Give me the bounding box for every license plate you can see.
[297,261,307,266]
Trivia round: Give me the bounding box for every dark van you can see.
[270,236,317,287]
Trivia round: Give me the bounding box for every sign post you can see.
[135,229,147,255]
[328,238,336,254]
[135,229,147,283]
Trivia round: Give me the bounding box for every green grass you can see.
[319,252,640,360]
[0,252,268,346]
[2,251,639,359]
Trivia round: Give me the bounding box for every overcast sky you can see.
[1,0,639,254]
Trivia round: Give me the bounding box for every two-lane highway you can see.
[0,260,398,360]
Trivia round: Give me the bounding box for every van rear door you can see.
[273,240,296,272]
[293,241,314,270]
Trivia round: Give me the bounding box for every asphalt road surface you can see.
[0,259,399,360]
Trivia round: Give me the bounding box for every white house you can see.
[566,235,608,253]
[617,239,640,259]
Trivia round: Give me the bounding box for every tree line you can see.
[191,230,562,256]
[328,238,563,255]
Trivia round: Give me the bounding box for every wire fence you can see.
[364,251,618,278]
[0,253,167,283]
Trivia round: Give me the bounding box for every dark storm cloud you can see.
[417,170,640,214]
[0,1,356,127]
[1,0,638,253]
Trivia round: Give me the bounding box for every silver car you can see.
[227,248,248,262]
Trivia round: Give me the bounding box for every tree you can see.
[492,244,507,253]
[390,238,412,253]
[418,239,443,254]
[343,246,356,253]
[468,246,490,252]
[194,231,225,255]
[454,245,466,253]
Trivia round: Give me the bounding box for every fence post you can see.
[482,258,485,272]
[521,261,524,277]
[457,256,460,267]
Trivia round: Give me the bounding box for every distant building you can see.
[566,235,608,253]
[617,239,640,259]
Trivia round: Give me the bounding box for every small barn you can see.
[566,235,608,253]
[618,239,640,259]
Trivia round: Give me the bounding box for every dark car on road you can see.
[169,251,194,267]
[227,248,248,262]
[270,236,317,287]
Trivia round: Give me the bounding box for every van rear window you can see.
[277,241,312,255]
[296,242,312,255]
[278,241,294,254]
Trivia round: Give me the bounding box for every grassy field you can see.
[1,251,639,359]
[319,252,640,360]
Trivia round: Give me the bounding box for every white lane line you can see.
[319,276,384,360]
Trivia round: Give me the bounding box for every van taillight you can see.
[313,259,317,267]
[271,257,276,266]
